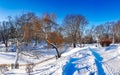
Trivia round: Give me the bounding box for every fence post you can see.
[11,64,14,69]
[11,63,19,69]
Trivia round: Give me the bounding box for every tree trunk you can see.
[5,40,8,52]
[14,40,19,69]
[73,43,76,48]
[35,34,38,46]
[5,42,8,52]
[54,46,61,58]
[112,33,115,44]
[14,50,19,69]
[46,40,61,58]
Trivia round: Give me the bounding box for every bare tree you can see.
[0,21,10,52]
[112,20,120,43]
[42,13,62,58]
[23,23,33,43]
[84,25,96,44]
[33,17,44,45]
[63,14,88,48]
[14,12,36,68]
[94,22,115,44]
[42,13,57,36]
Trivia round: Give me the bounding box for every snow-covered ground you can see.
[1,44,120,75]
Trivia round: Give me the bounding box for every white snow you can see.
[61,47,87,56]
[0,44,120,75]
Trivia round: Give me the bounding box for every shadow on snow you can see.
[62,58,80,75]
[62,54,90,75]
[105,44,118,51]
[89,48,106,75]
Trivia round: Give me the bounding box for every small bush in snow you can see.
[26,63,34,75]
[100,38,112,47]
[0,65,9,74]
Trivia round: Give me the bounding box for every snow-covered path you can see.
[62,48,96,75]
[61,45,120,75]
[89,45,120,75]
[89,48,106,75]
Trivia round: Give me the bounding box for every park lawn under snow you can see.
[1,44,120,75]
[0,49,55,65]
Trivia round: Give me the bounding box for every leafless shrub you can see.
[26,63,34,75]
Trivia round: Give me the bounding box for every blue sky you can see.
[0,0,120,25]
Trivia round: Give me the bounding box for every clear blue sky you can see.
[0,0,120,25]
